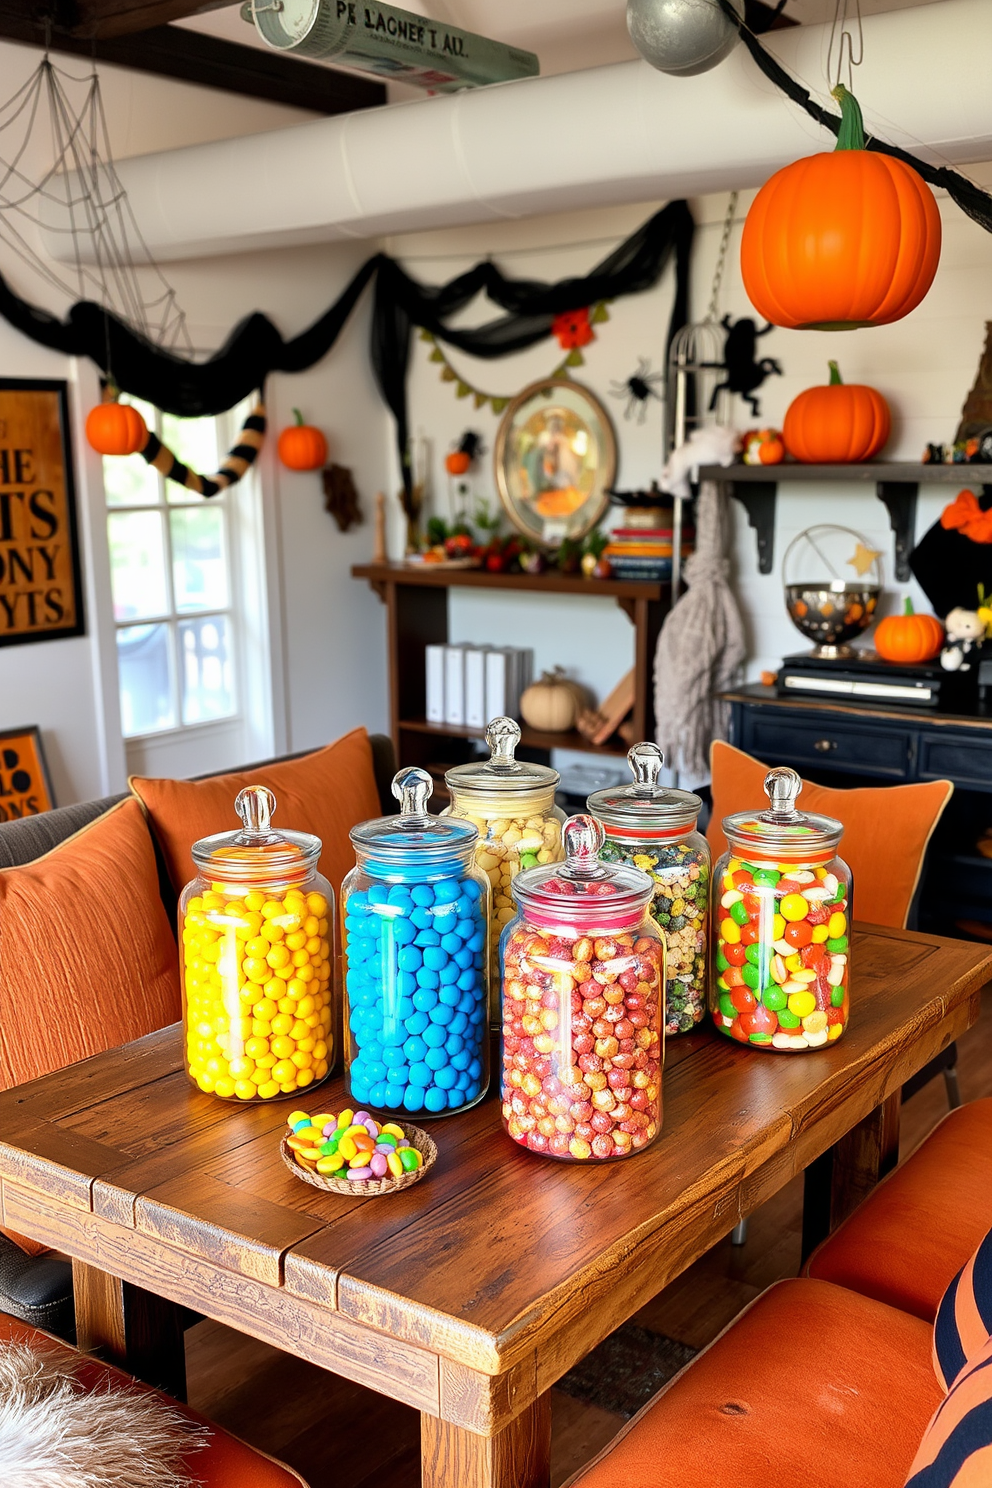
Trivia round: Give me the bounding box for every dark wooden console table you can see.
[724,683,992,936]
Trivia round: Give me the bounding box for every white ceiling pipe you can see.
[42,0,992,263]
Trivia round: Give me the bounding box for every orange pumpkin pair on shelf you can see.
[783,362,891,464]
[874,597,944,665]
[741,428,784,466]
[85,398,148,456]
[278,409,328,471]
[741,86,941,331]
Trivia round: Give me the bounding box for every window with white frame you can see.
[103,398,243,740]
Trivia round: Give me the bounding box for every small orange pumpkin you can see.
[874,597,944,665]
[445,450,472,476]
[783,362,890,464]
[277,409,328,471]
[85,400,147,456]
[741,86,941,330]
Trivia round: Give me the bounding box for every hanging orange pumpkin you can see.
[85,400,147,456]
[277,409,328,471]
[783,362,890,463]
[445,450,472,476]
[741,86,941,330]
[874,597,944,664]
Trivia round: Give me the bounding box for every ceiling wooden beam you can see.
[69,1,236,41]
[0,12,387,116]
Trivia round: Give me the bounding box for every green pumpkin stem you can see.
[831,84,866,152]
[292,408,304,426]
[828,361,843,385]
[903,596,915,616]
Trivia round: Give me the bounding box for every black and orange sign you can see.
[0,379,84,647]
[0,726,55,820]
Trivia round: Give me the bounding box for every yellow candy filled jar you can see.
[444,717,565,1021]
[711,767,851,1054]
[179,785,334,1100]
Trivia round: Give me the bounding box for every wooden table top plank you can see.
[0,1119,125,1210]
[0,1025,183,1125]
[57,1068,240,1160]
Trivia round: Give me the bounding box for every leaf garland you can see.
[419,301,611,413]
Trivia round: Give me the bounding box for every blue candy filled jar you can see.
[341,766,491,1117]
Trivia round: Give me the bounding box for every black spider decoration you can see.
[707,315,782,417]
[610,358,665,422]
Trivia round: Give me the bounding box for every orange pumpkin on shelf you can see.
[783,362,891,464]
[741,86,941,330]
[445,450,472,476]
[85,399,147,456]
[874,597,944,665]
[742,428,785,466]
[277,409,328,471]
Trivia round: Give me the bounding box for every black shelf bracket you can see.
[875,482,918,583]
[728,482,777,574]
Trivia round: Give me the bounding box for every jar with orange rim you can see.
[711,767,851,1053]
[179,785,335,1100]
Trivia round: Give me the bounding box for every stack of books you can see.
[425,644,533,729]
[604,526,694,581]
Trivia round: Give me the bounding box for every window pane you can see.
[180,615,235,724]
[170,505,229,613]
[162,412,220,502]
[107,510,169,621]
[103,452,160,507]
[117,623,176,736]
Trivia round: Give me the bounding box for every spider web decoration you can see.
[0,55,191,353]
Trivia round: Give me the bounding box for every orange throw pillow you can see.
[706,739,952,929]
[129,728,382,899]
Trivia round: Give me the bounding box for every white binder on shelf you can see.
[425,644,446,723]
[444,644,467,726]
[464,646,489,730]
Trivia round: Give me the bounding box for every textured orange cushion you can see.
[0,798,180,1093]
[130,729,381,899]
[0,1312,308,1487]
[568,1279,941,1488]
[707,739,952,928]
[808,1100,992,1324]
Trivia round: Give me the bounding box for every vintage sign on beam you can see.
[0,725,55,818]
[0,379,84,648]
[244,0,539,91]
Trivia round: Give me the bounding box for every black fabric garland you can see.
[716,0,992,235]
[0,200,694,495]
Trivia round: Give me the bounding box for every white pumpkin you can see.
[520,669,577,732]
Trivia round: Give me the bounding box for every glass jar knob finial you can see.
[392,766,433,820]
[628,741,664,796]
[560,813,607,880]
[235,785,276,840]
[763,766,802,819]
[486,716,522,774]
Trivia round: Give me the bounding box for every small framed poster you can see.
[0,378,85,648]
[0,726,55,819]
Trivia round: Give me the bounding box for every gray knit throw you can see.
[653,481,746,777]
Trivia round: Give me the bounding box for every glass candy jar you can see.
[179,786,334,1101]
[445,717,565,1016]
[711,767,851,1053]
[588,742,710,1036]
[342,767,490,1117]
[500,814,665,1162]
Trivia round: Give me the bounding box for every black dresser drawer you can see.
[919,734,992,791]
[741,711,912,779]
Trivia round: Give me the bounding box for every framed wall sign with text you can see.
[0,726,55,818]
[0,378,85,647]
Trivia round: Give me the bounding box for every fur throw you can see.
[0,1341,207,1488]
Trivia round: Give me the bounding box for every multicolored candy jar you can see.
[587,742,709,1035]
[342,767,490,1116]
[445,718,565,1020]
[179,786,334,1101]
[711,767,851,1053]
[500,814,665,1162]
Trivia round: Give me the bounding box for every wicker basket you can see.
[280,1123,437,1197]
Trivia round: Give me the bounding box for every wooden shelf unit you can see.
[352,562,671,768]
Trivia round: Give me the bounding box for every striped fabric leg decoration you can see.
[140,402,266,497]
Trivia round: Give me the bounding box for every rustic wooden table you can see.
[0,924,988,1488]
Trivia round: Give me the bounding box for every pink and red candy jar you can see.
[499,814,665,1162]
[711,767,851,1053]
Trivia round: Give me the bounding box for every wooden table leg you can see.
[801,1090,901,1261]
[421,1392,552,1488]
[72,1259,187,1400]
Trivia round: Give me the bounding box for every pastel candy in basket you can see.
[286,1109,423,1180]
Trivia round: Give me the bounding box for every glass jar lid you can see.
[350,767,478,875]
[587,742,702,837]
[511,814,654,929]
[191,785,319,886]
[444,718,559,794]
[723,767,844,860]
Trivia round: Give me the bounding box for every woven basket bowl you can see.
[280,1123,437,1197]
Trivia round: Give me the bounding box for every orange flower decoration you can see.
[940,489,992,544]
[552,308,594,351]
